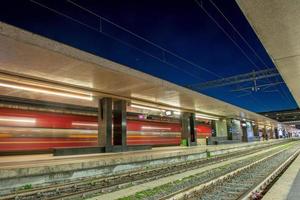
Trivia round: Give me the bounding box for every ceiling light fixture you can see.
[173,111,181,115]
[196,113,219,121]
[131,104,162,112]
[0,82,93,101]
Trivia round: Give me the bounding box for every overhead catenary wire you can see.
[186,0,268,111]
[194,0,293,108]
[194,0,273,110]
[208,0,269,68]
[194,0,260,71]
[29,0,204,81]
[207,0,295,106]
[29,0,292,111]
[66,0,223,79]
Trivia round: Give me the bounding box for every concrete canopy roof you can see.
[0,22,276,125]
[236,0,300,108]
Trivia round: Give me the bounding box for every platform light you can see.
[0,116,36,123]
[138,114,146,120]
[165,110,172,116]
[131,104,162,112]
[195,113,219,121]
[0,82,93,101]
[173,111,181,115]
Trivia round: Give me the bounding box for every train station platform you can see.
[0,139,285,195]
[263,147,300,200]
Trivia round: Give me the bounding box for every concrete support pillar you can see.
[226,119,233,140]
[215,119,228,138]
[226,119,242,141]
[181,112,197,146]
[263,126,268,140]
[98,97,113,149]
[181,112,189,142]
[190,113,197,145]
[211,120,217,137]
[241,122,248,142]
[270,126,275,139]
[253,124,259,137]
[98,98,127,152]
[113,99,127,149]
[274,127,279,139]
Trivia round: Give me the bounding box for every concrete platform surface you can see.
[0,140,278,170]
[263,151,300,200]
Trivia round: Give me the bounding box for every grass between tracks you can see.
[117,141,297,200]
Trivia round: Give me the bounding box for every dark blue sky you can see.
[0,0,298,112]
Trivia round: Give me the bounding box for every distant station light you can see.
[165,110,172,116]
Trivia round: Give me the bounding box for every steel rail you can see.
[0,141,288,200]
[163,143,299,200]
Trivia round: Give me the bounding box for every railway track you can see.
[0,141,292,200]
[162,142,300,200]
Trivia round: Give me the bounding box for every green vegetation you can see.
[206,150,211,158]
[119,183,171,200]
[89,180,96,186]
[23,184,32,190]
[180,139,188,146]
[118,172,204,200]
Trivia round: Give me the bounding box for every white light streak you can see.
[173,111,181,115]
[141,126,171,130]
[72,122,98,127]
[196,113,219,121]
[0,116,36,123]
[0,82,93,101]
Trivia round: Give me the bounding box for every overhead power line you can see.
[194,0,272,109]
[207,0,269,67]
[66,0,222,78]
[29,0,209,81]
[194,0,260,71]
[194,0,294,109]
[206,0,295,105]
[188,68,280,90]
[231,82,284,92]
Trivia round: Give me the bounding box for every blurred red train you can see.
[0,107,212,152]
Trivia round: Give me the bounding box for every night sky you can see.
[0,0,298,112]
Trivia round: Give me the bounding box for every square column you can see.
[274,127,279,139]
[211,120,217,137]
[215,119,228,137]
[113,99,127,149]
[263,126,268,140]
[253,124,259,137]
[241,122,248,142]
[181,112,197,146]
[98,98,128,152]
[98,97,113,149]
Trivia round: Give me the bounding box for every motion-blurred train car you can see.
[196,124,212,138]
[0,107,211,152]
